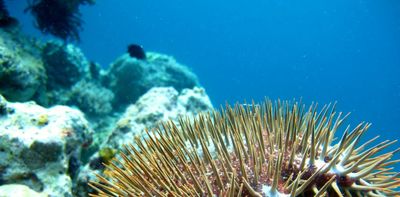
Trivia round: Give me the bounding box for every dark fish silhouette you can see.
[127,44,146,60]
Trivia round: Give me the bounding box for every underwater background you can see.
[10,0,399,139]
[2,0,400,195]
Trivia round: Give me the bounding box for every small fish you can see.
[127,44,146,60]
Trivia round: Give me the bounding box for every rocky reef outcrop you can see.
[0,184,47,197]
[104,52,199,107]
[74,86,212,196]
[0,27,212,196]
[0,95,93,196]
[42,41,90,90]
[105,86,212,149]
[39,41,114,115]
[69,80,114,115]
[0,29,46,103]
[0,28,200,116]
[0,85,212,196]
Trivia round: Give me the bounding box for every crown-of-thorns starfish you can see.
[89,100,400,196]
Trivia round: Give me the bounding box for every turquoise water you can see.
[8,0,400,164]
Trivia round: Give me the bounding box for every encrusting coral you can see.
[0,94,93,196]
[105,52,199,107]
[89,100,400,196]
[0,28,46,103]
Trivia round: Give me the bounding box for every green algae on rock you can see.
[104,52,199,107]
[0,30,46,102]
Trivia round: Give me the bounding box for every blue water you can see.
[8,1,400,150]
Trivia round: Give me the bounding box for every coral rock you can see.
[0,184,47,197]
[104,52,199,107]
[42,41,89,89]
[73,86,212,196]
[0,95,93,196]
[69,80,114,115]
[107,86,212,148]
[0,30,46,102]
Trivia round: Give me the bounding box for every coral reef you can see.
[106,86,212,149]
[0,21,210,196]
[42,41,89,89]
[25,0,95,41]
[0,26,202,118]
[0,29,46,102]
[69,80,115,115]
[0,184,47,197]
[0,95,93,196]
[105,52,199,107]
[2,14,398,196]
[68,80,114,115]
[40,40,115,116]
[0,27,201,117]
[74,86,212,196]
